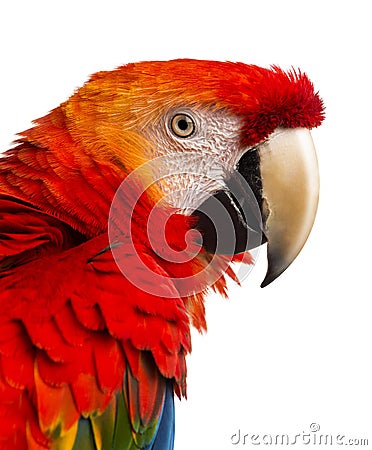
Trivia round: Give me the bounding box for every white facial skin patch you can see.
[143,107,248,213]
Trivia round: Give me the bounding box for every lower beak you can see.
[259,128,319,287]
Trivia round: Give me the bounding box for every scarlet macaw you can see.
[0,60,324,449]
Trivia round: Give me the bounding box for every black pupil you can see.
[177,118,189,131]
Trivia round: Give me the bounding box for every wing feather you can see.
[0,196,187,449]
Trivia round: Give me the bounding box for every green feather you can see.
[111,389,138,450]
[68,368,164,449]
[90,399,116,450]
[72,419,97,450]
[133,421,159,449]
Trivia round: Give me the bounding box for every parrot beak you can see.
[192,127,319,288]
[258,128,319,287]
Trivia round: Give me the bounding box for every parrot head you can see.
[61,59,323,287]
[16,59,324,291]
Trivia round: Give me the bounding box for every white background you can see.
[1,1,371,448]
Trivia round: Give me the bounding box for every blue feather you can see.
[145,381,175,450]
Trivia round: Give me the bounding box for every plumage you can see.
[0,59,324,449]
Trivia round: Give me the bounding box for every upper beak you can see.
[259,128,319,287]
[192,127,319,288]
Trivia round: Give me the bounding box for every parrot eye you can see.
[170,113,195,138]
